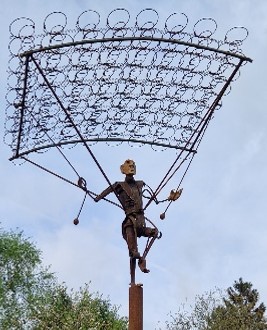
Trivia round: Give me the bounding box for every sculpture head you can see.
[120,159,136,176]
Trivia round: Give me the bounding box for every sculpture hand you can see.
[168,188,183,201]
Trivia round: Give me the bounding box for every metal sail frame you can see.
[5,9,252,211]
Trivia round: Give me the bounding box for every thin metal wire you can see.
[30,54,125,211]
[5,10,251,216]
[21,156,122,209]
[6,10,251,158]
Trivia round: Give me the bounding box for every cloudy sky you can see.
[1,0,267,329]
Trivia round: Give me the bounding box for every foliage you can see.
[207,278,267,330]
[159,289,223,330]
[161,279,267,330]
[31,283,128,329]
[0,227,55,329]
[0,227,127,329]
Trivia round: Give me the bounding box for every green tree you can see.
[33,284,128,329]
[161,279,267,330]
[159,289,222,330]
[207,278,267,330]
[0,227,55,329]
[0,227,127,329]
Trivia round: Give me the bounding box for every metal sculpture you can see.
[5,9,251,329]
[95,159,181,282]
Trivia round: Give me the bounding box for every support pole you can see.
[129,284,143,330]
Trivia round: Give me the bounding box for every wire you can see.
[144,59,244,213]
[21,157,122,209]
[31,54,125,211]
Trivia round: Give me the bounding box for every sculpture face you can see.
[120,159,136,175]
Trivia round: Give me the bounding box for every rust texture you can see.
[129,284,143,330]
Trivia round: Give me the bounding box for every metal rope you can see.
[30,54,125,211]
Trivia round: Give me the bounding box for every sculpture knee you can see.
[143,227,158,238]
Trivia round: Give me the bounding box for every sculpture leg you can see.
[138,257,150,273]
[130,257,136,284]
[125,225,140,259]
[137,227,159,273]
[124,224,138,283]
[143,227,158,238]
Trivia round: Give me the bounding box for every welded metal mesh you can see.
[5,9,251,158]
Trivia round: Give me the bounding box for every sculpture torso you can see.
[115,178,144,216]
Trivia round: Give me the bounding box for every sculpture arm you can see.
[94,184,116,202]
[143,183,183,203]
[142,183,160,204]
[158,188,183,202]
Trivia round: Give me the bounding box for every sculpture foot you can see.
[138,257,150,273]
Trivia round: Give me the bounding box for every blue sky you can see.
[1,1,267,329]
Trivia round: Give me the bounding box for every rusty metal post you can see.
[129,283,143,330]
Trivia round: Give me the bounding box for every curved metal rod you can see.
[19,36,253,63]
[30,54,126,211]
[9,138,197,161]
[143,58,244,211]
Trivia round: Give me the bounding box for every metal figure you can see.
[95,160,182,280]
